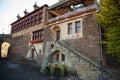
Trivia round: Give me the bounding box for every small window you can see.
[75,21,81,33]
[68,23,72,34]
[56,30,60,41]
[61,54,65,61]
[31,49,34,58]
[39,49,41,55]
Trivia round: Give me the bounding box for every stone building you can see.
[11,0,101,80]
[11,3,48,64]
[42,0,101,80]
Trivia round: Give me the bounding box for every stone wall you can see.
[63,14,100,64]
[44,13,100,64]
[42,12,100,79]
[11,23,44,61]
[11,32,30,56]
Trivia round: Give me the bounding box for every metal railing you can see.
[101,66,120,80]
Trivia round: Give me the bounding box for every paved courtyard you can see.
[0,60,50,80]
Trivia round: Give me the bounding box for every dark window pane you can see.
[56,30,60,41]
[61,54,65,61]
[68,23,72,35]
[76,21,81,33]
[56,54,59,61]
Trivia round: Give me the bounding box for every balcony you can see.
[47,4,98,24]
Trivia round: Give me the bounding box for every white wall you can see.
[51,18,83,41]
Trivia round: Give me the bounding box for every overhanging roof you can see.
[48,0,93,15]
[48,0,70,9]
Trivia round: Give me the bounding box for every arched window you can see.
[56,53,59,61]
[61,54,65,61]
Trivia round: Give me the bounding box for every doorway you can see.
[1,42,10,58]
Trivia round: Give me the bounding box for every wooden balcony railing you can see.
[46,4,98,24]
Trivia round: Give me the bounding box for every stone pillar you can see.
[43,5,48,24]
[0,43,1,59]
[0,39,3,60]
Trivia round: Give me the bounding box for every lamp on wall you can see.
[70,5,75,10]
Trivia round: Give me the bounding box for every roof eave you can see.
[48,0,69,10]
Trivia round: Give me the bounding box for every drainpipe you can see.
[98,21,103,70]
[94,0,103,70]
[95,0,102,70]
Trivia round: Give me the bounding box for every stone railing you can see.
[53,41,100,69]
[48,4,98,23]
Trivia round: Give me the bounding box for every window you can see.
[32,29,43,40]
[39,49,42,55]
[27,18,30,27]
[31,49,34,58]
[61,54,65,61]
[56,30,60,41]
[75,21,81,33]
[56,54,59,61]
[68,23,72,34]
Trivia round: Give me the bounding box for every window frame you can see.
[68,23,73,35]
[32,29,43,40]
[75,21,81,33]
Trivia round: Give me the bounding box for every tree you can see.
[98,0,120,60]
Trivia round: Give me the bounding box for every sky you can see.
[0,0,59,34]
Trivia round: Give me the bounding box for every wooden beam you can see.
[50,10,61,16]
[69,0,78,5]
[56,9,64,15]
[60,8,70,14]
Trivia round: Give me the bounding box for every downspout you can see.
[98,21,103,70]
[97,0,103,70]
[94,0,102,70]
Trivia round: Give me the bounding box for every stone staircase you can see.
[57,41,99,68]
[41,41,100,80]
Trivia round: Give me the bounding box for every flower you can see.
[30,39,42,44]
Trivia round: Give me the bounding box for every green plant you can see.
[59,65,65,76]
[50,64,54,76]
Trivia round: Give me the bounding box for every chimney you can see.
[17,14,21,19]
[24,9,29,16]
[33,2,39,10]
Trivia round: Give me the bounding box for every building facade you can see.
[41,0,101,79]
[11,3,48,64]
[11,0,101,80]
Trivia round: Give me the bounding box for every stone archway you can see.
[48,50,65,64]
[0,34,11,60]
[1,42,10,58]
[51,26,61,41]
